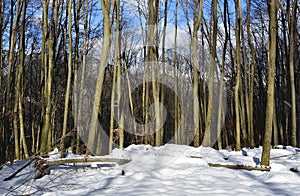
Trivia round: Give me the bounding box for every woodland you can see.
[0,0,299,167]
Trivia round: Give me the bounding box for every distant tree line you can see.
[0,0,299,166]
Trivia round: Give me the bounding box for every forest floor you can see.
[0,144,300,195]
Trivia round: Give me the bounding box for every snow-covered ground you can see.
[1,144,299,195]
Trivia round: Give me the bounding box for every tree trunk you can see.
[18,0,29,159]
[10,0,21,160]
[77,0,89,154]
[241,18,248,145]
[289,0,297,147]
[72,0,82,152]
[161,0,168,144]
[247,0,255,148]
[40,0,56,152]
[217,0,229,150]
[87,0,112,154]
[174,0,178,144]
[261,0,277,166]
[60,0,73,157]
[234,0,242,151]
[147,0,161,146]
[192,0,203,147]
[203,0,217,147]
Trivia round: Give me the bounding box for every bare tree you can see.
[217,0,229,149]
[261,0,277,166]
[60,0,73,157]
[247,0,255,148]
[289,0,297,147]
[87,0,112,154]
[9,0,22,159]
[192,0,203,147]
[234,0,242,151]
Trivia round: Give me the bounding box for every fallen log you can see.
[38,157,131,167]
[33,157,131,179]
[208,163,271,171]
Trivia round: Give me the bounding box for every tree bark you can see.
[40,0,56,152]
[289,0,297,147]
[217,0,229,150]
[261,0,277,166]
[161,0,168,144]
[247,0,255,148]
[18,0,29,158]
[77,0,89,154]
[234,0,242,151]
[87,0,112,154]
[203,0,217,147]
[174,0,178,144]
[10,0,22,160]
[72,0,82,151]
[192,0,203,147]
[60,0,73,157]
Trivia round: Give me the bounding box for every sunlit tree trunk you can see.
[261,0,277,166]
[10,0,21,159]
[60,0,73,157]
[109,31,118,154]
[192,0,203,147]
[136,1,147,144]
[77,0,89,154]
[109,0,122,152]
[289,0,297,147]
[147,0,161,146]
[234,0,242,151]
[40,0,56,152]
[18,0,29,159]
[203,0,217,147]
[87,0,112,154]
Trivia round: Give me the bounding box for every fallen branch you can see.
[208,163,271,171]
[3,158,36,181]
[270,153,296,159]
[187,155,202,159]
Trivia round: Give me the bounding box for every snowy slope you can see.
[0,144,299,195]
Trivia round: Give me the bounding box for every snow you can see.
[1,144,300,195]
